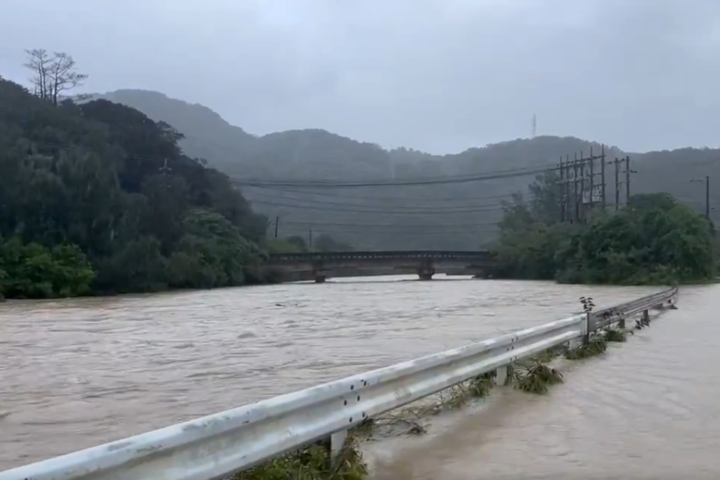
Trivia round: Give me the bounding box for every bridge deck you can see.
[268,250,494,263]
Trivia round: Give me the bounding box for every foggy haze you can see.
[1,0,718,154]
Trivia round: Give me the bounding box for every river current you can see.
[0,276,716,478]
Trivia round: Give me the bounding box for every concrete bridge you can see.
[265,250,498,283]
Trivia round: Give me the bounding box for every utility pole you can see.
[691,175,711,219]
[573,153,580,222]
[589,147,595,213]
[579,151,586,221]
[565,154,572,222]
[624,156,631,204]
[706,175,710,220]
[614,158,620,211]
[558,158,565,222]
[308,228,313,251]
[600,145,606,209]
[274,216,279,238]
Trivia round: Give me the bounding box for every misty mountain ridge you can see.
[90,88,719,250]
[93,89,627,178]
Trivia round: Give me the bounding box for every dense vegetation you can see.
[0,75,279,299]
[97,89,718,251]
[0,51,364,300]
[493,172,717,285]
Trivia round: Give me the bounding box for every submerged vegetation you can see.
[233,436,367,480]
[513,360,564,394]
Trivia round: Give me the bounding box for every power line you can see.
[243,184,523,204]
[279,227,500,236]
[280,219,502,229]
[248,197,510,215]
[233,164,555,188]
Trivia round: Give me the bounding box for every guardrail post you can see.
[329,429,348,459]
[583,312,592,344]
[495,366,509,386]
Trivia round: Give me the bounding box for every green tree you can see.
[314,234,354,252]
[0,236,94,298]
[286,235,309,251]
[494,188,716,285]
[0,58,272,299]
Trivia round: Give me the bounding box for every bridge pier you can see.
[472,270,487,279]
[314,271,327,283]
[417,267,435,281]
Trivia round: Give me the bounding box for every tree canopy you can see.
[0,63,359,299]
[0,74,273,298]
[494,173,717,285]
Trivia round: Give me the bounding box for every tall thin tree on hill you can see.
[23,48,88,105]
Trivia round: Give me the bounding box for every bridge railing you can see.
[268,250,494,262]
[0,287,678,480]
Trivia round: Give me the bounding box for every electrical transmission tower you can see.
[557,145,607,223]
[531,114,537,138]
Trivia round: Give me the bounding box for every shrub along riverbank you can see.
[492,173,717,285]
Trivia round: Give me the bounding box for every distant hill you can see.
[92,89,720,250]
[95,89,257,170]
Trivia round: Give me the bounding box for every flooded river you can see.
[0,276,716,478]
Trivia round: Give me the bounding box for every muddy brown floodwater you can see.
[0,276,716,478]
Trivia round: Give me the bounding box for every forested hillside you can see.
[0,76,272,299]
[95,89,720,251]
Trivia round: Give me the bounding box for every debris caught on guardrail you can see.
[513,359,564,394]
[603,326,627,342]
[565,337,608,359]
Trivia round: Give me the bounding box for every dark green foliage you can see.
[513,361,564,394]
[266,237,308,254]
[0,236,94,298]
[494,173,716,285]
[313,234,354,253]
[0,77,275,298]
[565,337,608,360]
[603,327,627,342]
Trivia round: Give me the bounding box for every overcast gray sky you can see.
[1,0,719,154]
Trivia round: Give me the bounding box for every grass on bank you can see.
[232,435,367,480]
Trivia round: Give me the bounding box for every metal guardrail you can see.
[591,287,678,331]
[0,287,678,480]
[268,250,494,263]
